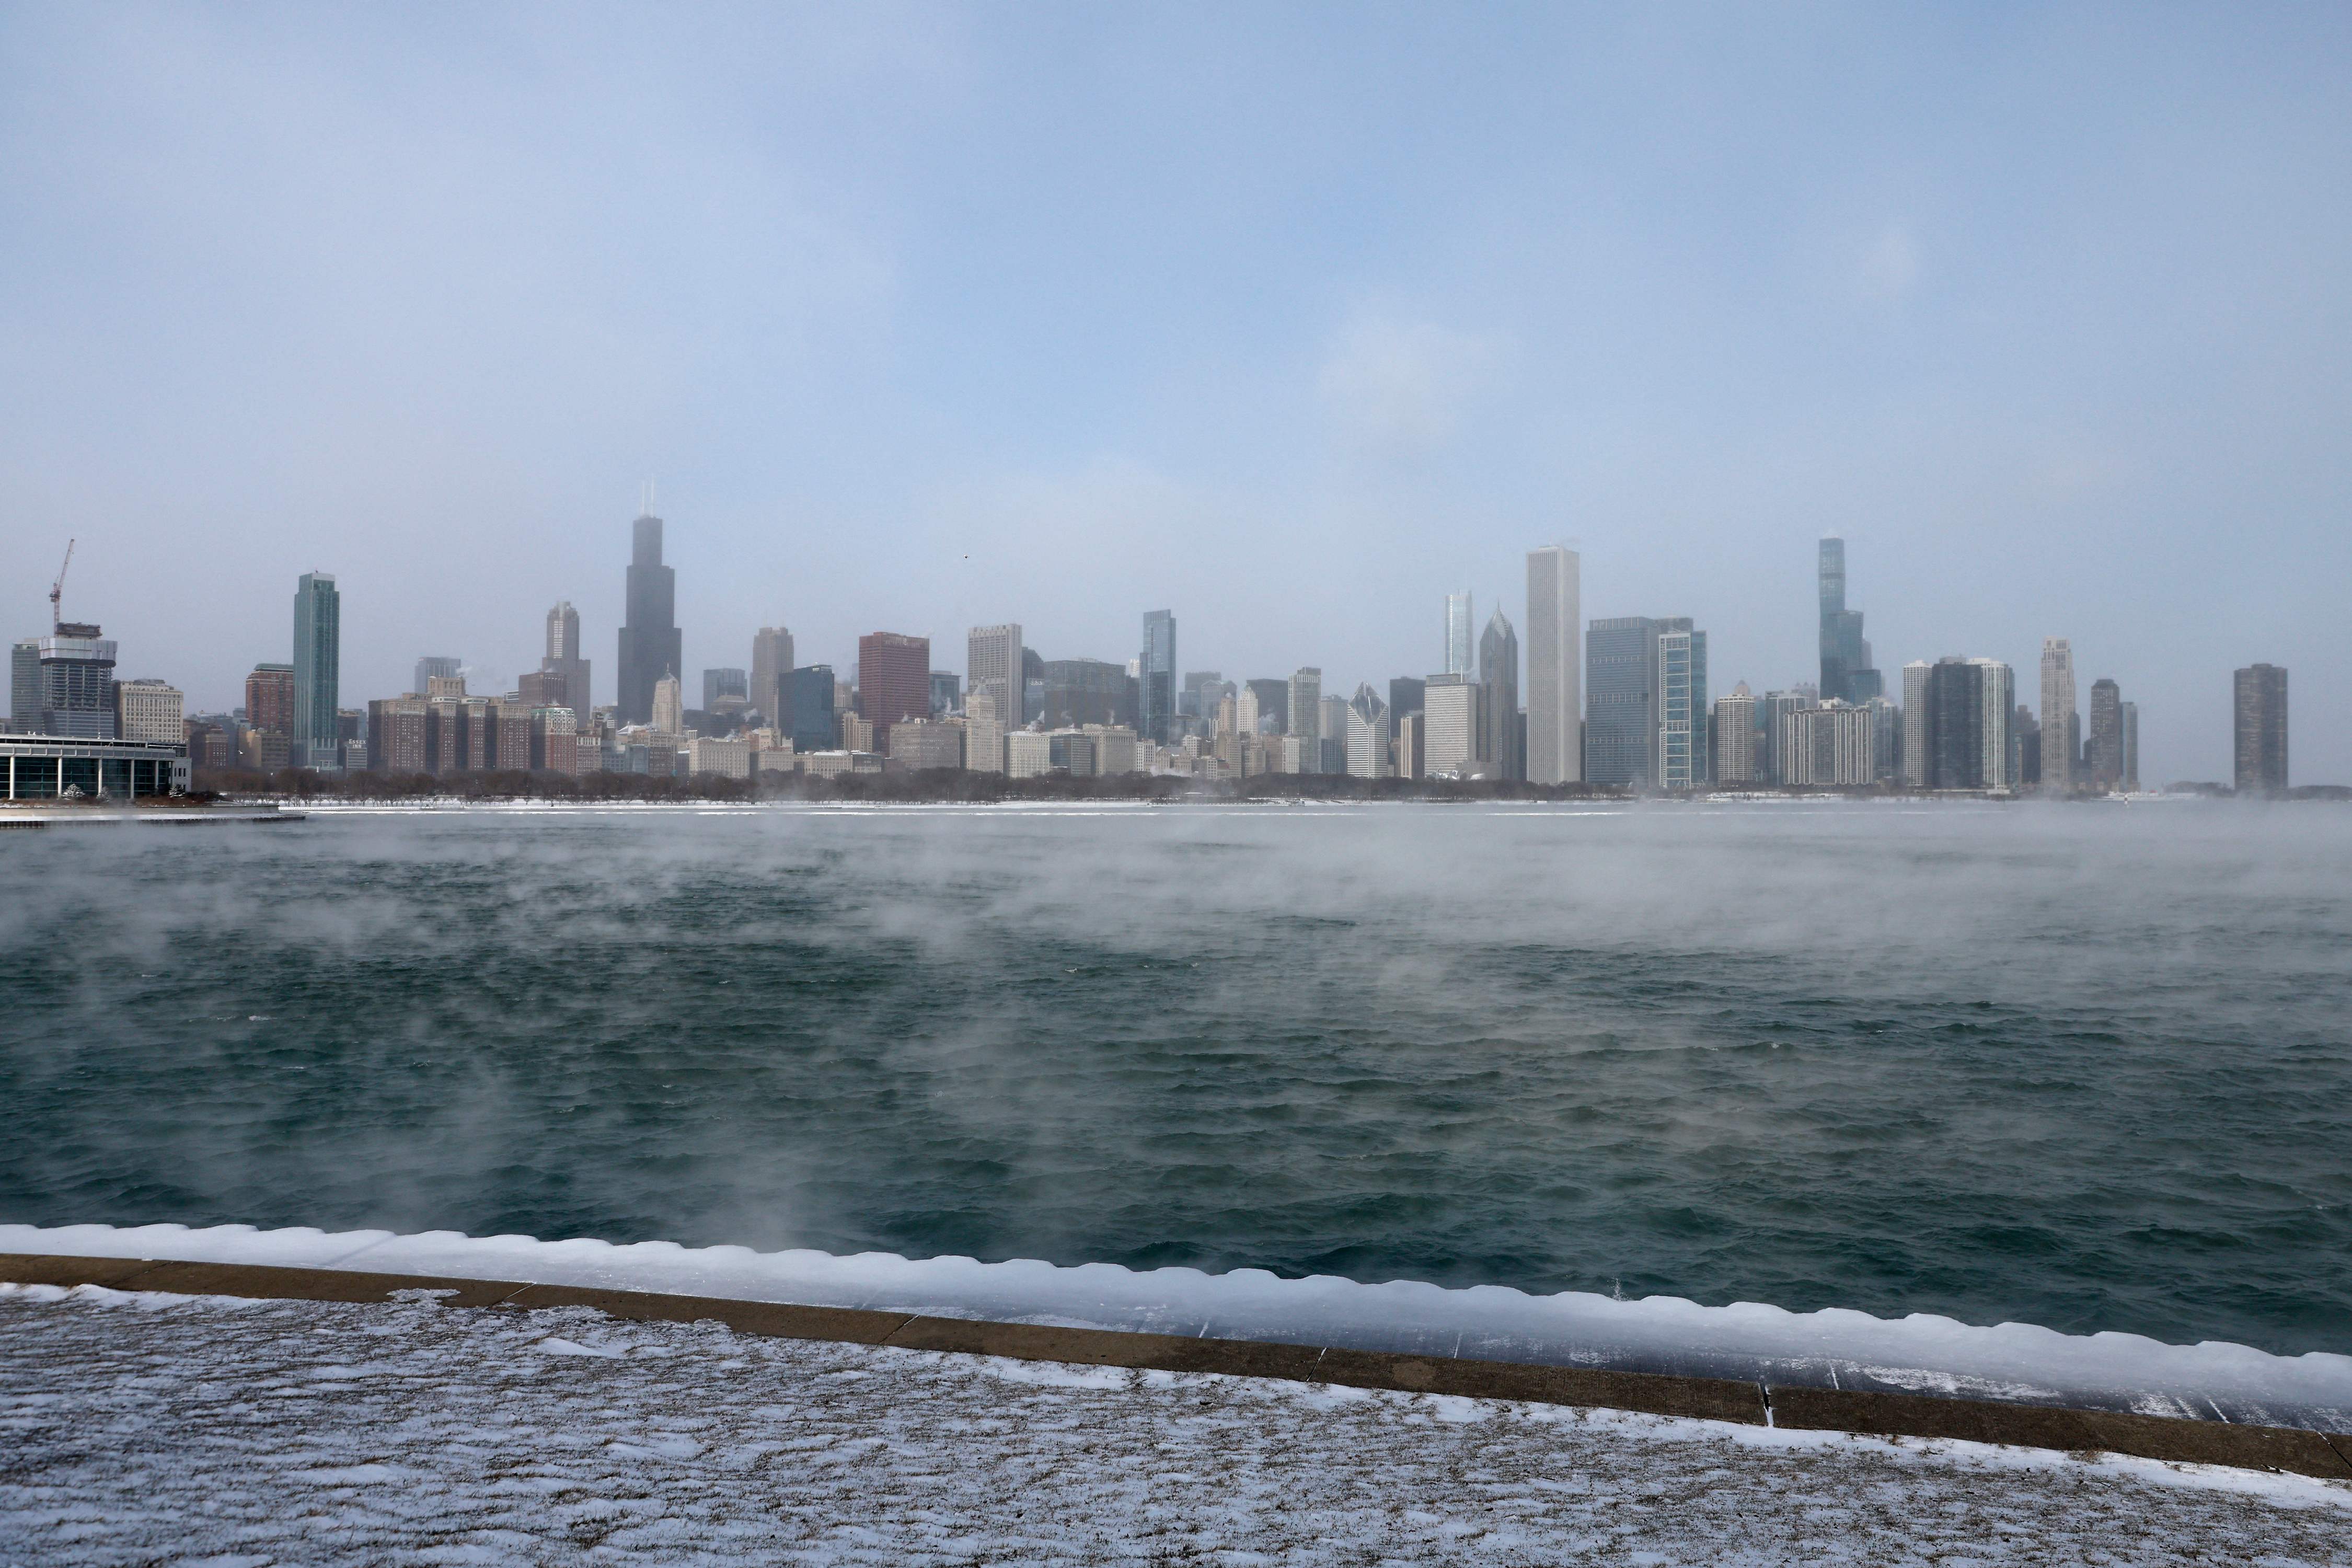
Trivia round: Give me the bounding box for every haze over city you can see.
[4,4,2348,783]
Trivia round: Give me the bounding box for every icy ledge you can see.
[6,1222,2347,1433]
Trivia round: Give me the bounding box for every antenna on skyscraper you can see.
[48,538,75,631]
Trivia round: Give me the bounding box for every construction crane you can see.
[49,538,74,630]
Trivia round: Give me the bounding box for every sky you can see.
[2,2,2347,782]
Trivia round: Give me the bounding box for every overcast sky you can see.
[4,3,2347,781]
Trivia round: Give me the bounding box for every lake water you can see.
[4,800,2346,1356]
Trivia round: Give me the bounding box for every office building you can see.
[1138,611,1177,743]
[1387,676,1424,742]
[1584,618,1654,786]
[651,673,684,736]
[1345,685,1390,779]
[930,670,959,717]
[617,512,682,725]
[1422,674,1482,778]
[1232,685,1259,738]
[1042,658,1128,728]
[1287,667,1322,758]
[2121,701,2140,792]
[2086,678,2124,791]
[750,626,793,723]
[964,690,1004,774]
[2,732,190,800]
[1817,537,1882,702]
[2233,664,2288,794]
[783,665,838,753]
[702,667,748,714]
[291,572,339,768]
[1047,729,1099,777]
[113,679,183,746]
[414,655,462,696]
[1244,678,1288,734]
[1006,729,1054,779]
[1712,685,1759,785]
[1654,622,1706,790]
[857,632,931,750]
[837,712,874,754]
[517,667,574,714]
[1444,592,1474,677]
[1480,608,1522,781]
[1085,724,1139,776]
[2039,639,2078,793]
[1318,694,1350,774]
[969,624,1023,733]
[10,639,39,729]
[545,602,592,722]
[1395,711,1424,779]
[1526,546,1582,785]
[1022,646,1045,724]
[1780,702,1877,786]
[889,718,965,771]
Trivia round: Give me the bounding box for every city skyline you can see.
[5,9,2349,781]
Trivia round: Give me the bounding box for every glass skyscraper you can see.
[292,572,340,769]
[1817,537,1881,704]
[617,513,681,727]
[1138,610,1176,742]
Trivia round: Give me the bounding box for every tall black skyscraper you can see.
[1818,537,1881,704]
[617,513,681,727]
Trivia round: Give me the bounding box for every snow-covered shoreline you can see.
[10,1222,2347,1434]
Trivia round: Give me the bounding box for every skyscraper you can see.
[1525,546,1581,785]
[1654,622,1707,789]
[1444,592,1474,677]
[701,668,748,714]
[10,640,37,729]
[2233,664,2288,795]
[968,624,1023,733]
[1584,618,1657,787]
[290,572,340,769]
[1345,684,1390,778]
[857,632,931,750]
[2086,678,2124,791]
[1244,678,1288,734]
[34,624,118,738]
[651,673,684,735]
[2120,701,2140,793]
[543,602,592,722]
[1478,608,1521,781]
[1287,668,1322,738]
[1712,684,1759,785]
[750,626,793,723]
[1387,676,1424,742]
[1043,659,1129,727]
[414,655,462,696]
[1918,656,2015,790]
[1817,538,1881,703]
[2039,639,2078,793]
[1138,611,1176,743]
[1901,661,1932,787]
[617,513,681,727]
[245,663,294,737]
[783,665,837,753]
[1422,674,1482,778]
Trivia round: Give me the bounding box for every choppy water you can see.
[4,802,2347,1356]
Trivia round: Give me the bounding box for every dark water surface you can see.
[4,802,2347,1355]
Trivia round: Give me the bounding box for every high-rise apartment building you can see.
[1480,608,1521,781]
[245,662,294,739]
[1445,592,1474,677]
[1901,661,1932,787]
[36,624,119,738]
[1817,538,1881,702]
[2086,678,2124,791]
[2233,664,2288,794]
[10,639,38,729]
[617,513,681,726]
[750,627,793,722]
[1526,546,1581,785]
[1712,685,1759,785]
[1781,702,1876,786]
[969,624,1023,734]
[543,602,592,722]
[1912,656,2015,790]
[2039,638,2078,793]
[1757,688,1817,785]
[856,632,931,749]
[1138,611,1176,743]
[291,572,339,769]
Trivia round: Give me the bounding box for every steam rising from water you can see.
[2,801,2347,1355]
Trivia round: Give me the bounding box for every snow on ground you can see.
[3,1285,2345,1565]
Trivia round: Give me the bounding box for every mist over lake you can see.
[4,802,2347,1356]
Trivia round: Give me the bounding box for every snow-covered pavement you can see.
[3,1284,2346,1565]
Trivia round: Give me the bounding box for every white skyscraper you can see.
[1444,593,1473,676]
[2039,638,2077,793]
[1525,546,1581,784]
[1422,674,1482,778]
[1901,660,1932,787]
[967,624,1023,730]
[651,673,684,736]
[1345,685,1391,779]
